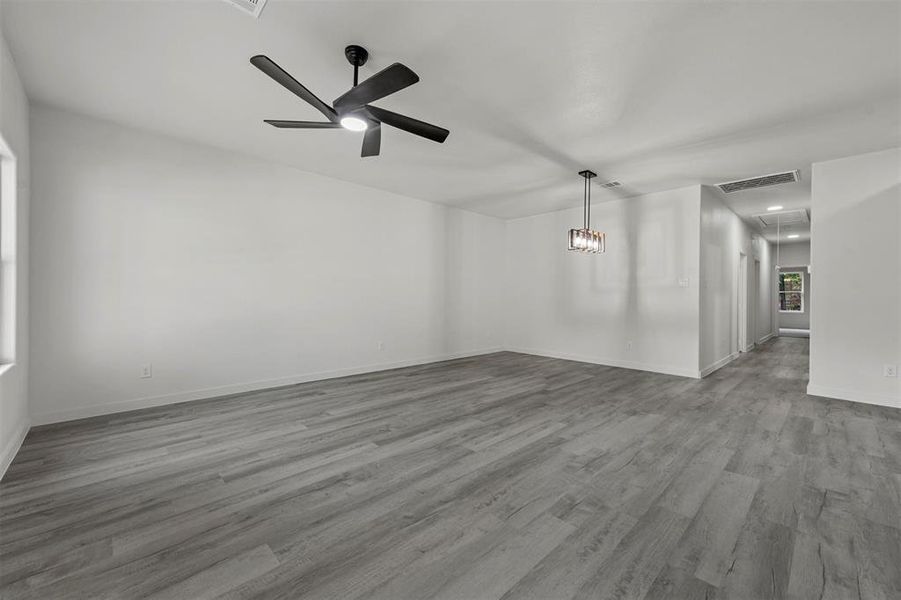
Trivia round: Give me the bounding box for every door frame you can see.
[738,252,748,352]
[751,258,760,348]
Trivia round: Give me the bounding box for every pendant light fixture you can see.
[775,213,781,270]
[568,170,606,253]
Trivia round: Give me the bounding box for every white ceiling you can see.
[2,0,899,220]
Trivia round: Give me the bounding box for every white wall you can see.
[504,185,701,378]
[0,29,30,478]
[756,241,776,347]
[776,240,810,269]
[28,105,505,424]
[809,147,900,408]
[776,241,810,330]
[18,103,896,439]
[699,187,775,376]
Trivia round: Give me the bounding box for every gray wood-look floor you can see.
[2,338,900,599]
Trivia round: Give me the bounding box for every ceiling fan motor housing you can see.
[344,45,369,67]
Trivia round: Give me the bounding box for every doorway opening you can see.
[778,266,810,338]
[738,252,748,352]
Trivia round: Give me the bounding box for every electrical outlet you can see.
[140,363,153,379]
[885,364,898,377]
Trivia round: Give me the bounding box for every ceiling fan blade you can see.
[251,55,338,122]
[334,63,419,110]
[364,106,449,143]
[361,124,381,157]
[264,120,342,129]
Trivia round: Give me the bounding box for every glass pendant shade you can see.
[568,228,606,253]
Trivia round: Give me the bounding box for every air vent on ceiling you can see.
[717,169,800,193]
[754,209,809,228]
[600,180,621,189]
[223,0,267,18]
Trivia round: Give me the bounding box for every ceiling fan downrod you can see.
[344,45,369,87]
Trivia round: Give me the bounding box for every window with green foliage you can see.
[779,272,804,312]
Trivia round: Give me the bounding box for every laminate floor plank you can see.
[1,338,899,599]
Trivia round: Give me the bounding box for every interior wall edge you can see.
[30,346,504,427]
[698,186,772,372]
[0,417,30,481]
[27,106,507,420]
[33,338,721,427]
[0,27,31,483]
[24,100,489,218]
[699,351,740,378]
[808,146,900,405]
[505,347,701,380]
[806,384,901,410]
[502,185,703,380]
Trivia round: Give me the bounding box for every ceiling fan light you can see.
[340,116,368,132]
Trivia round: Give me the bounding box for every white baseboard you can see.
[505,347,700,379]
[31,347,505,426]
[699,352,740,378]
[806,384,901,410]
[758,332,776,344]
[0,418,30,481]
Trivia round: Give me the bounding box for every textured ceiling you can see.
[2,0,899,219]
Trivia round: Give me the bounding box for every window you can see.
[0,137,16,371]
[779,271,804,312]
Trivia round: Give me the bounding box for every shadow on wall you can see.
[553,181,643,345]
[835,179,900,326]
[439,206,505,356]
[548,179,699,361]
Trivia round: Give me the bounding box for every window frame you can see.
[0,133,17,375]
[778,270,805,314]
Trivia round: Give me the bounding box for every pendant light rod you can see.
[344,45,369,87]
[776,214,781,268]
[583,175,588,229]
[577,170,597,229]
[587,174,591,228]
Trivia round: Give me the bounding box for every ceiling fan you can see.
[250,45,449,157]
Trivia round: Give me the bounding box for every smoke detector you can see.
[717,170,800,193]
[223,0,267,18]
